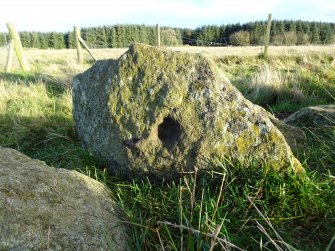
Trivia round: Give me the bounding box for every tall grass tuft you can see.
[246,64,285,106]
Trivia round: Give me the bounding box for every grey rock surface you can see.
[267,112,307,154]
[0,146,128,251]
[284,104,335,127]
[73,43,303,178]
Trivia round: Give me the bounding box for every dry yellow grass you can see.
[169,45,335,58]
[1,45,335,72]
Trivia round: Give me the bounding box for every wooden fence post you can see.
[5,40,14,73]
[6,23,30,71]
[79,37,97,62]
[74,26,83,64]
[263,13,272,58]
[156,24,161,47]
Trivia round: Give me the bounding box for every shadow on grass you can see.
[0,72,69,95]
[0,113,96,170]
[0,72,37,82]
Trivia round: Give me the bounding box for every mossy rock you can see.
[284,105,335,127]
[73,43,303,178]
[0,146,128,251]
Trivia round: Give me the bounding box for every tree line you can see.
[0,25,183,49]
[187,20,335,46]
[0,20,334,49]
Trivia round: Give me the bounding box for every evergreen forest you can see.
[0,20,334,49]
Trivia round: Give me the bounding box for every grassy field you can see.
[0,45,334,250]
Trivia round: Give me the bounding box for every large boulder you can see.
[73,43,303,178]
[284,104,335,127]
[0,147,128,251]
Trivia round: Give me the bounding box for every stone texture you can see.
[267,112,307,154]
[73,43,303,178]
[284,104,335,127]
[0,146,128,251]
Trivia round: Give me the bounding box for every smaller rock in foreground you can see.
[267,112,306,154]
[0,146,128,251]
[284,105,335,127]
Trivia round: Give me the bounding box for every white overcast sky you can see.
[1,0,334,32]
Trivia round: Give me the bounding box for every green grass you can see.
[220,54,335,114]
[0,47,334,250]
[113,166,335,250]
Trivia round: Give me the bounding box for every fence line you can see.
[74,26,83,64]
[5,40,14,72]
[79,37,97,62]
[156,24,160,47]
[0,32,333,50]
[1,18,334,71]
[263,13,272,58]
[1,32,332,50]
[74,26,98,64]
[6,22,30,72]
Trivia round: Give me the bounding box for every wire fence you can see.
[82,34,334,49]
[1,24,334,50]
[79,23,335,49]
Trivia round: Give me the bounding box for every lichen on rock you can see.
[0,146,128,251]
[73,43,304,178]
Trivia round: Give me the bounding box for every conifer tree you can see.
[107,26,116,48]
[6,21,335,49]
[218,25,227,45]
[39,33,49,49]
[31,32,40,48]
[64,31,75,49]
[310,22,320,44]
[19,32,31,48]
[320,24,333,44]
